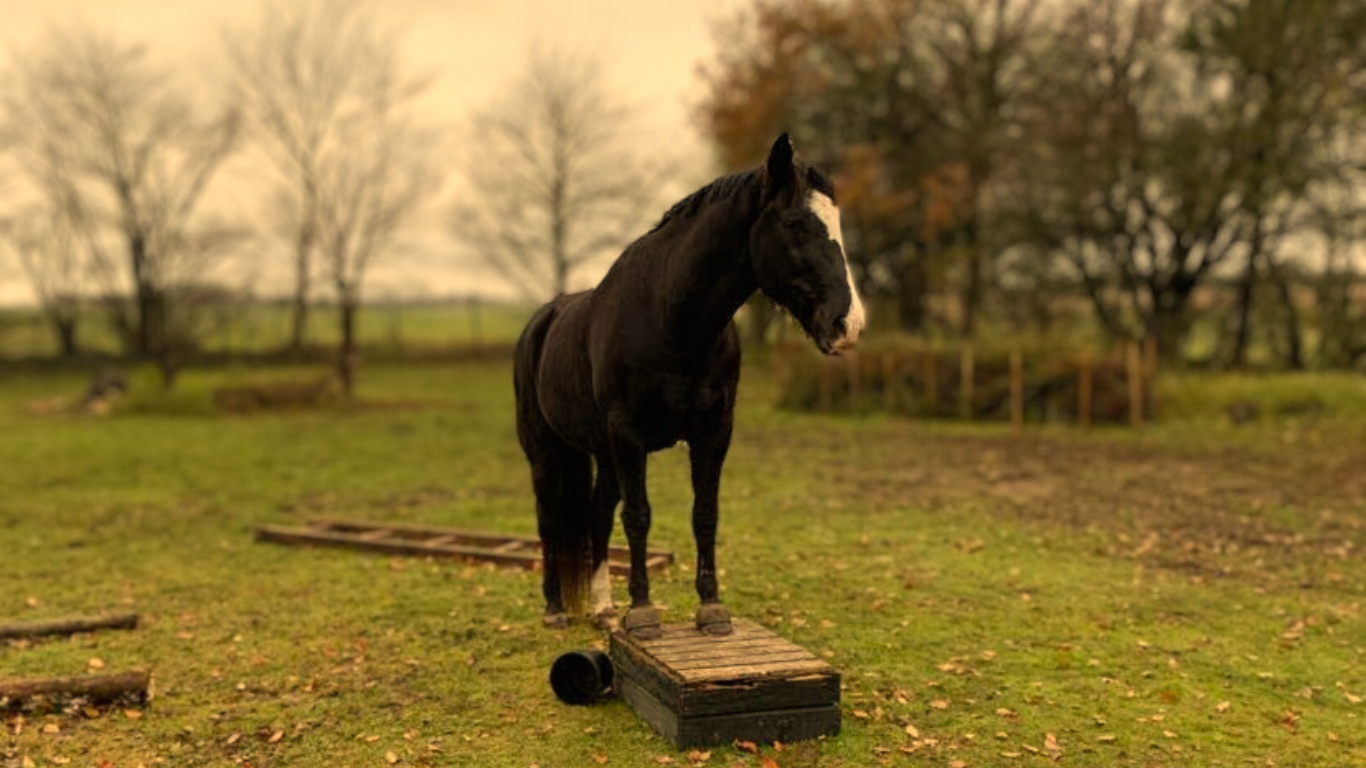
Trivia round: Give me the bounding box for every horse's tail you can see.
[515,300,594,616]
[540,454,594,615]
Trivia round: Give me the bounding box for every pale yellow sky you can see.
[0,0,745,304]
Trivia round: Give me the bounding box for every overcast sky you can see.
[0,0,745,305]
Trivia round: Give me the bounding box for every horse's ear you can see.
[764,133,795,194]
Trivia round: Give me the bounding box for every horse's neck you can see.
[660,204,759,357]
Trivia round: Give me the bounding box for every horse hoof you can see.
[695,603,733,636]
[623,606,662,640]
[592,607,619,632]
[542,612,570,630]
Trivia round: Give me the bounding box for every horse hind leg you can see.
[588,458,621,630]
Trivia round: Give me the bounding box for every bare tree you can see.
[452,47,674,301]
[226,0,383,353]
[298,24,441,398]
[1,27,239,358]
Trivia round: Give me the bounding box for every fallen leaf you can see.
[1097,734,1117,743]
[226,733,242,746]
[87,658,106,671]
[761,759,779,768]
[654,757,674,764]
[123,710,142,720]
[1163,730,1177,739]
[591,754,608,765]
[734,741,758,754]
[685,750,710,763]
[268,730,284,743]
[930,700,949,710]
[1215,701,1231,713]
[994,708,1016,719]
[904,724,920,738]
[1044,733,1061,754]
[949,762,967,768]
[852,709,871,720]
[22,757,35,768]
[385,751,399,764]
[53,759,71,766]
[42,723,60,735]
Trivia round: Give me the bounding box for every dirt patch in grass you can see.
[797,424,1364,590]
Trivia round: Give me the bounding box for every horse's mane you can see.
[649,169,761,233]
[648,164,837,234]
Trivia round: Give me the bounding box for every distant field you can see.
[1,358,1362,768]
[0,301,536,358]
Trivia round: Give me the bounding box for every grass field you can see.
[1,358,1363,768]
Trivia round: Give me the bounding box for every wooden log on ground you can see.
[0,670,151,708]
[0,612,139,641]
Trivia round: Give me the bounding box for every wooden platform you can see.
[609,618,840,748]
[256,518,673,575]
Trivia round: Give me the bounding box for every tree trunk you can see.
[1229,220,1265,368]
[289,186,316,354]
[288,240,311,354]
[1148,290,1191,366]
[338,297,359,399]
[53,316,79,357]
[1269,260,1304,369]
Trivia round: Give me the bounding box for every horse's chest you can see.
[632,375,727,451]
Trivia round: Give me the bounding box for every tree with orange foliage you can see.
[699,0,1046,335]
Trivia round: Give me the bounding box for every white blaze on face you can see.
[590,561,613,616]
[807,191,866,349]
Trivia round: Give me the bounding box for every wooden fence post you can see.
[881,352,897,413]
[1009,350,1024,433]
[1077,352,1093,429]
[959,342,975,421]
[817,358,833,412]
[846,352,862,413]
[1126,340,1144,428]
[924,350,939,418]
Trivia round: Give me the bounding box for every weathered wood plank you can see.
[304,518,672,563]
[609,616,841,733]
[0,670,151,709]
[0,612,140,641]
[669,651,818,672]
[617,674,839,748]
[681,659,834,682]
[258,523,668,575]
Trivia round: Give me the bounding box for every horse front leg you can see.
[690,416,734,635]
[609,424,661,639]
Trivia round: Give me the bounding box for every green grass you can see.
[1,360,1362,767]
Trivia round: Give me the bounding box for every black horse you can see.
[514,134,865,639]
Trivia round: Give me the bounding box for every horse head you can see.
[750,134,866,355]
